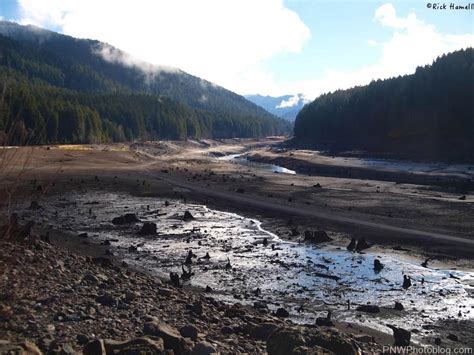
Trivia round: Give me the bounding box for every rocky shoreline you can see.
[0,232,385,354]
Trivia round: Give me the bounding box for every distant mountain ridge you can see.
[245,94,309,121]
[0,21,289,144]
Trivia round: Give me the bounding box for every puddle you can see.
[218,154,296,175]
[17,190,474,342]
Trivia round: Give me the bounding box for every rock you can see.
[76,334,89,345]
[95,294,117,307]
[306,332,360,355]
[77,232,88,238]
[83,339,106,355]
[183,211,195,221]
[434,337,442,345]
[191,341,218,355]
[253,300,268,310]
[92,257,113,268]
[394,302,404,311]
[220,326,233,335]
[347,237,356,251]
[61,343,75,355]
[180,324,198,341]
[144,321,189,354]
[303,230,332,244]
[112,213,140,225]
[356,304,380,313]
[103,337,165,354]
[224,305,246,318]
[0,341,42,355]
[29,201,41,210]
[353,334,374,343]
[458,195,466,200]
[250,322,278,340]
[447,334,458,341]
[83,272,99,284]
[157,287,173,297]
[138,222,157,235]
[387,325,411,346]
[373,259,384,272]
[267,329,305,355]
[189,302,203,315]
[275,307,290,318]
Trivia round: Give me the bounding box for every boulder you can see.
[103,337,165,354]
[144,321,189,354]
[76,334,89,345]
[112,213,140,225]
[306,332,360,355]
[95,293,117,307]
[191,341,218,355]
[275,307,290,318]
[267,329,305,355]
[387,325,411,346]
[179,324,198,341]
[250,322,278,340]
[0,341,42,355]
[138,222,157,235]
[447,334,458,341]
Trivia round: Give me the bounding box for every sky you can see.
[0,0,473,100]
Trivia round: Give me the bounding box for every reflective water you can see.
[218,154,296,175]
[22,190,474,342]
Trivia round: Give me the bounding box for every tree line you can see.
[294,48,474,162]
[0,32,289,145]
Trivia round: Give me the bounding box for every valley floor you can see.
[1,138,473,353]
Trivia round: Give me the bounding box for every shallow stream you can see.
[18,190,474,343]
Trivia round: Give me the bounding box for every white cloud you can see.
[276,94,309,108]
[17,0,310,95]
[280,3,474,100]
[367,39,379,47]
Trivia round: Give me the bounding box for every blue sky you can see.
[1,0,473,99]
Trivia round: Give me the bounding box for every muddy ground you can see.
[1,138,473,352]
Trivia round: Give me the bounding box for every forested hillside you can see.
[0,22,289,144]
[294,49,474,162]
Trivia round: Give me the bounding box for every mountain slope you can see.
[0,21,289,144]
[294,49,474,162]
[245,94,308,121]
